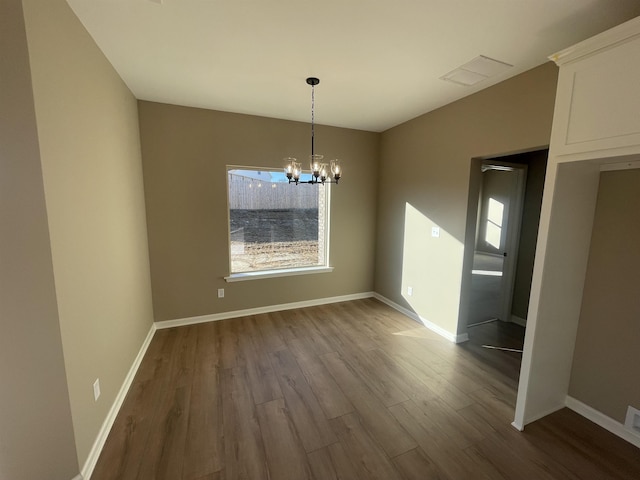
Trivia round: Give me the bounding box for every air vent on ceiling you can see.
[440,55,513,86]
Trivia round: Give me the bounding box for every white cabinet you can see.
[549,18,640,159]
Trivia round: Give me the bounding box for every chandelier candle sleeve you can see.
[284,77,342,185]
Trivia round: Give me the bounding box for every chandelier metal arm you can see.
[288,177,340,185]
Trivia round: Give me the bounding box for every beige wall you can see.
[375,63,558,336]
[0,1,79,478]
[569,168,640,423]
[138,101,379,322]
[22,0,154,468]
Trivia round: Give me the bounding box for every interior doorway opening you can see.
[459,149,548,385]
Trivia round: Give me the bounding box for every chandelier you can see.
[284,77,342,185]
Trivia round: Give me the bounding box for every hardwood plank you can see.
[321,351,417,457]
[337,347,409,407]
[329,413,404,480]
[91,328,179,480]
[287,337,354,419]
[467,386,515,425]
[522,408,640,480]
[267,309,301,342]
[368,303,438,337]
[182,324,224,480]
[192,474,221,480]
[136,386,190,480]
[407,394,485,449]
[255,312,286,353]
[389,347,475,410]
[460,320,525,384]
[431,361,487,394]
[393,334,457,375]
[307,442,363,480]
[310,309,372,356]
[392,447,451,480]
[290,307,338,356]
[332,302,389,348]
[462,444,509,480]
[236,315,282,405]
[429,329,520,391]
[136,326,199,479]
[220,367,269,480]
[218,319,244,369]
[455,402,501,439]
[322,304,380,352]
[388,401,481,479]
[359,347,426,403]
[136,328,180,378]
[269,348,337,452]
[256,398,313,480]
[474,425,578,480]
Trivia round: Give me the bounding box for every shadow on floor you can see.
[458,319,525,387]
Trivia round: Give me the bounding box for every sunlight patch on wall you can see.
[401,203,464,337]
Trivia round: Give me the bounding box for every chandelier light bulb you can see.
[331,159,341,182]
[320,165,328,182]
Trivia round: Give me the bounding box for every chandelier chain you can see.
[311,82,315,158]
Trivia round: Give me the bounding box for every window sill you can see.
[224,266,334,283]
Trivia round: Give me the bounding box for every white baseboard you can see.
[80,323,157,480]
[511,420,525,431]
[155,292,376,329]
[510,314,527,327]
[157,291,468,345]
[71,475,83,480]
[372,293,468,343]
[566,396,640,449]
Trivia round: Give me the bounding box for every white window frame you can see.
[224,165,333,282]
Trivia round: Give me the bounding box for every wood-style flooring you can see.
[461,319,526,382]
[91,299,640,479]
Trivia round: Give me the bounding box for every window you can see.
[485,197,504,249]
[227,167,330,277]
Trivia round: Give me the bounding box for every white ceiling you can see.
[66,0,640,132]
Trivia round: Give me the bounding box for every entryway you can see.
[460,149,548,381]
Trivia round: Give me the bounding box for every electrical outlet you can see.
[217,288,225,298]
[407,286,413,296]
[93,378,101,401]
[431,226,440,238]
[625,406,640,433]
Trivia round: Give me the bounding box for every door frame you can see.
[459,158,527,331]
